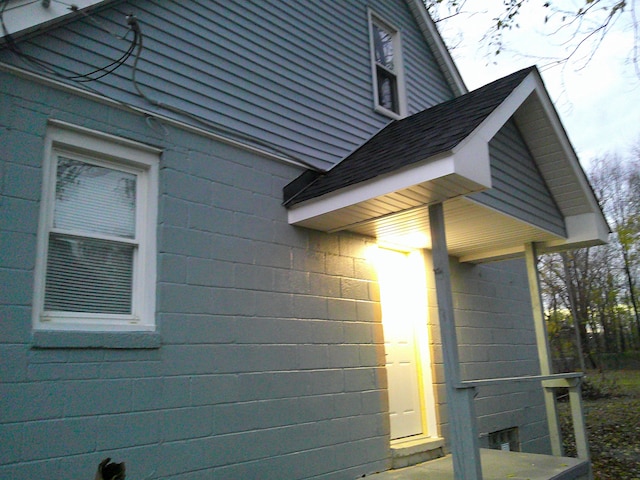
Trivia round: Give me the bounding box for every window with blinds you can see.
[33,122,159,332]
[44,157,137,314]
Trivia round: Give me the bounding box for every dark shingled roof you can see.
[284,66,536,207]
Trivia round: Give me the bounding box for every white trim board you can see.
[1,0,111,38]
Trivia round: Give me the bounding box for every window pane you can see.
[44,233,133,314]
[377,67,398,113]
[54,157,136,238]
[373,23,394,70]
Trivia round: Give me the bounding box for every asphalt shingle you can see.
[284,67,536,207]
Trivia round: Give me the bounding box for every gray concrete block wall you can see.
[0,72,389,479]
[427,255,551,455]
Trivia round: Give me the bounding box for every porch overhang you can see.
[285,67,609,263]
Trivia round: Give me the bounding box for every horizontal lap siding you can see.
[471,121,566,237]
[2,0,454,170]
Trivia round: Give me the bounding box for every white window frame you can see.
[33,120,160,332]
[368,10,407,119]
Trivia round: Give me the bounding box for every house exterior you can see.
[0,1,607,479]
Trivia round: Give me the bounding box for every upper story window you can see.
[33,121,159,332]
[369,12,406,119]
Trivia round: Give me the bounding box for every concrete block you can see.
[162,344,240,375]
[327,344,361,368]
[213,287,256,316]
[158,283,215,314]
[297,345,329,370]
[96,411,161,449]
[0,382,64,422]
[0,305,31,344]
[0,344,28,382]
[161,313,236,344]
[344,367,377,392]
[234,211,275,242]
[27,362,100,381]
[254,240,291,268]
[61,379,132,416]
[163,406,213,441]
[210,233,255,264]
[0,423,23,464]
[191,374,239,405]
[187,257,234,287]
[273,268,309,294]
[328,297,357,321]
[325,254,354,277]
[24,417,97,459]
[158,253,187,284]
[309,272,341,297]
[162,169,211,205]
[156,438,209,477]
[293,294,327,319]
[3,163,41,202]
[0,269,32,306]
[292,249,325,274]
[159,226,212,259]
[234,263,273,291]
[159,195,189,228]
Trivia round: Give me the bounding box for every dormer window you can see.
[369,13,406,118]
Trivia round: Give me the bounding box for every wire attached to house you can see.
[0,0,138,83]
[0,1,320,170]
[127,17,320,170]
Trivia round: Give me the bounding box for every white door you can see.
[376,248,427,440]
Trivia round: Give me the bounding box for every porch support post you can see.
[524,242,563,456]
[429,203,483,480]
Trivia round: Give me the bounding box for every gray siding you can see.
[0,0,454,170]
[471,120,566,237]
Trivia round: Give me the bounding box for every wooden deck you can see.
[366,449,591,480]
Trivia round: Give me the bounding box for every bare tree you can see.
[426,0,639,77]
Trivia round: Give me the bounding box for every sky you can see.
[432,0,640,169]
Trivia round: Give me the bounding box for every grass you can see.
[558,369,640,480]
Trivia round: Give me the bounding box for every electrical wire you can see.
[0,1,320,170]
[0,0,138,83]
[127,17,320,170]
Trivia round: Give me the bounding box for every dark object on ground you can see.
[94,458,126,480]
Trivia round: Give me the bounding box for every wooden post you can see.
[524,242,563,456]
[567,380,590,461]
[429,203,483,480]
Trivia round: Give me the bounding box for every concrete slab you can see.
[366,449,590,480]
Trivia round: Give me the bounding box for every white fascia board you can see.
[288,148,492,226]
[1,0,110,38]
[288,154,456,225]
[451,133,492,188]
[457,72,539,152]
[545,213,610,250]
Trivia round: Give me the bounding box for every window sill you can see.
[32,330,162,349]
[374,104,405,120]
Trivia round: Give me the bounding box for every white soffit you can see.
[287,147,492,228]
[1,0,110,38]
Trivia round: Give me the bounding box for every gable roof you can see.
[285,66,609,262]
[284,67,534,207]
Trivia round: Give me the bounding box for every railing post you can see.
[567,379,590,461]
[430,203,483,480]
[525,243,563,456]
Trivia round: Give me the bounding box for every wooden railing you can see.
[458,371,591,465]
